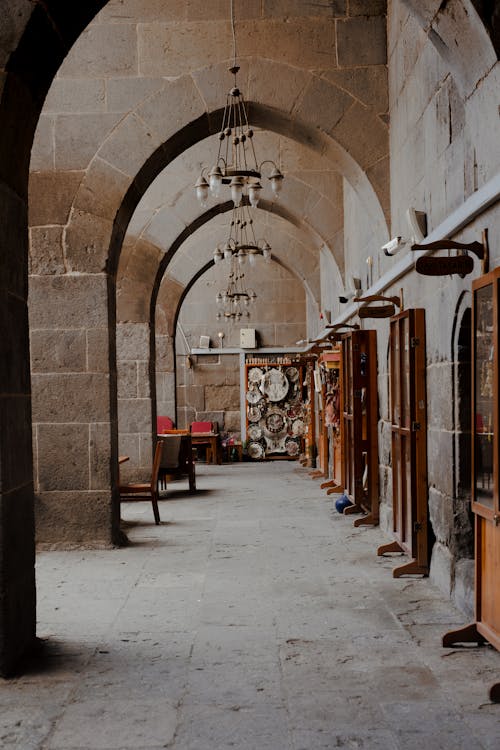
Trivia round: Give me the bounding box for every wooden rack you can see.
[341,330,379,525]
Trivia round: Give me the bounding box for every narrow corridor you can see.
[1,463,499,749]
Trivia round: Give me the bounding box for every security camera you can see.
[382,236,408,256]
[339,293,354,304]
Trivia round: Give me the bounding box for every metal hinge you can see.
[414,521,423,533]
[410,337,420,347]
[354,389,362,399]
[411,421,421,431]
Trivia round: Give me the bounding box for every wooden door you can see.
[472,273,500,650]
[378,309,428,576]
[442,269,500,700]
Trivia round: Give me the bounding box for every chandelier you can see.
[195,1,284,208]
[215,255,257,322]
[213,202,272,267]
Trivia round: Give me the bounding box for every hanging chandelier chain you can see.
[230,0,237,71]
[194,0,284,209]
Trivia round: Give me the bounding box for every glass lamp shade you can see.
[195,175,209,206]
[213,247,223,264]
[208,165,223,197]
[248,251,257,267]
[223,242,233,260]
[216,292,223,305]
[237,249,247,265]
[248,181,262,207]
[262,242,272,261]
[269,167,284,197]
[230,176,244,207]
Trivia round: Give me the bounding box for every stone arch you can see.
[402,0,498,97]
[0,0,109,677]
[117,197,318,477]
[450,291,474,614]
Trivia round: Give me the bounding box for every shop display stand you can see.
[341,330,378,525]
[244,355,306,460]
[442,268,500,701]
[377,309,428,576]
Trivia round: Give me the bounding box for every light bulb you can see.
[269,167,284,197]
[248,181,262,207]
[195,175,209,206]
[230,176,244,207]
[209,165,223,198]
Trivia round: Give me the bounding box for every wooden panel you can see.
[378,309,428,576]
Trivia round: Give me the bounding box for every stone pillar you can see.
[30,274,119,547]
[0,188,37,675]
[117,322,153,483]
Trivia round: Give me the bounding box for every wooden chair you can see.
[190,421,221,464]
[158,434,196,492]
[119,439,164,525]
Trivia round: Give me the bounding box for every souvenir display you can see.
[245,359,307,459]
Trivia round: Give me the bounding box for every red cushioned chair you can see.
[157,416,174,433]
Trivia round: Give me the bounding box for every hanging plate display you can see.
[262,368,289,402]
[285,366,299,383]
[247,441,265,459]
[247,424,262,441]
[291,418,306,436]
[247,405,262,423]
[285,437,301,456]
[265,409,286,434]
[248,366,264,384]
[246,388,262,404]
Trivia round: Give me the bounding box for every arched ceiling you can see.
[29,0,390,305]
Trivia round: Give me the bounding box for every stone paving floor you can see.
[1,462,500,749]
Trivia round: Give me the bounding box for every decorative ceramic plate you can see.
[262,368,289,402]
[292,418,306,436]
[247,424,262,440]
[247,405,262,422]
[285,366,299,383]
[246,388,262,404]
[247,367,264,384]
[247,441,265,459]
[285,437,300,456]
[265,410,286,434]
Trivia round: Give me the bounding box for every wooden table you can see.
[191,433,221,464]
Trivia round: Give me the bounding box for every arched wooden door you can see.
[377,309,429,576]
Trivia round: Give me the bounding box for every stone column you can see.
[30,273,119,547]
[0,187,37,675]
[117,322,154,483]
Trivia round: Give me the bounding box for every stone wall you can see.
[374,0,500,614]
[172,259,307,437]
